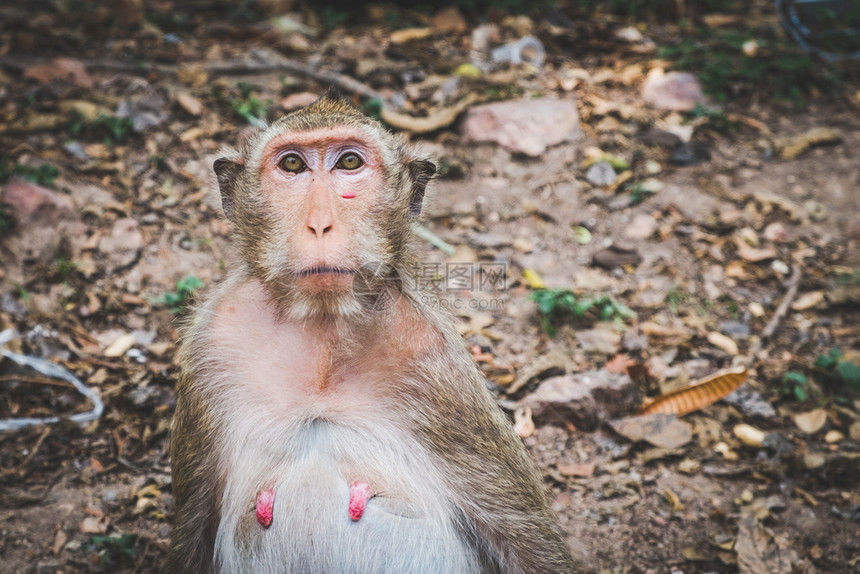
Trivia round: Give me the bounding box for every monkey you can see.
[167,92,579,574]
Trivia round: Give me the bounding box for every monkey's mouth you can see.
[297,266,356,277]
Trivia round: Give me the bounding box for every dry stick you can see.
[749,264,802,361]
[0,56,384,102]
[0,426,51,476]
[0,374,75,389]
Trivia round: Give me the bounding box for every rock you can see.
[518,370,639,431]
[615,26,644,43]
[637,126,682,149]
[3,178,74,224]
[670,141,711,166]
[0,178,84,271]
[641,68,705,111]
[592,245,642,269]
[176,91,203,116]
[463,99,582,157]
[584,161,616,186]
[624,213,656,240]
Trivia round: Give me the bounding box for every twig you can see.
[0,426,51,476]
[412,223,457,256]
[761,265,802,340]
[0,374,75,389]
[0,56,384,103]
[748,265,802,361]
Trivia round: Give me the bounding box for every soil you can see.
[1,3,859,573]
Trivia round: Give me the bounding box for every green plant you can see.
[69,112,135,145]
[530,288,635,336]
[782,370,812,402]
[658,28,839,104]
[814,347,860,395]
[151,276,204,313]
[0,156,60,187]
[231,92,269,128]
[665,287,688,314]
[92,534,137,566]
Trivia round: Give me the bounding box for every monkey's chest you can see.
[213,420,478,573]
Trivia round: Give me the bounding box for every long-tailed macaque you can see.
[168,93,579,573]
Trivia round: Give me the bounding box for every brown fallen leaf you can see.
[24,57,94,88]
[790,290,824,311]
[794,409,827,434]
[638,366,748,417]
[707,331,740,355]
[735,516,797,574]
[556,462,596,478]
[176,91,203,116]
[734,424,767,447]
[775,127,842,160]
[389,27,433,44]
[734,238,777,262]
[610,413,693,449]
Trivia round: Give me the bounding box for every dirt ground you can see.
[1,2,859,573]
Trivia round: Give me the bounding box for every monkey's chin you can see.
[294,272,355,293]
[287,291,365,322]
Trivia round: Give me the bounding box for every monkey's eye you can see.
[336,153,364,170]
[279,154,306,173]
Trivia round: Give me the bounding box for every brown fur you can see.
[168,93,579,573]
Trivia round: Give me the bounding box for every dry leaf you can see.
[381,94,477,134]
[794,409,827,434]
[557,462,596,477]
[611,414,693,449]
[638,366,748,416]
[521,268,547,289]
[790,290,824,311]
[176,91,203,116]
[52,529,68,555]
[707,331,739,355]
[735,238,777,262]
[389,27,433,44]
[734,424,766,448]
[104,333,136,358]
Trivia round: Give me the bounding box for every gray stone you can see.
[585,161,616,186]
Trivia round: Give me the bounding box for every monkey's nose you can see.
[307,222,333,237]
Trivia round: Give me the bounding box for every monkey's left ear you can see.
[214,157,244,222]
[406,159,436,218]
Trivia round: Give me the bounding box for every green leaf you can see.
[837,361,860,389]
[793,385,807,402]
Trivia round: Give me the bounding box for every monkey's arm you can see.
[167,376,222,574]
[409,357,579,574]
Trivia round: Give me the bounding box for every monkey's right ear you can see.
[406,159,436,218]
[214,157,244,222]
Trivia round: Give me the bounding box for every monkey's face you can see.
[230,124,405,320]
[215,95,434,321]
[260,125,388,287]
